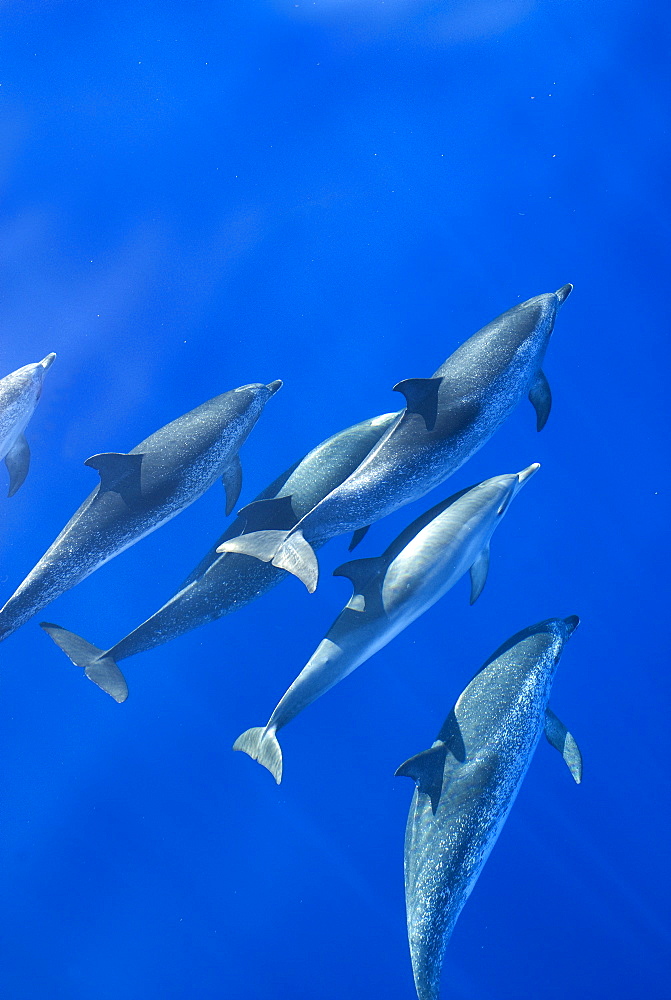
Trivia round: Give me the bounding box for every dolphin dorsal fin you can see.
[85,452,144,501]
[333,556,385,595]
[545,707,582,783]
[395,742,449,813]
[238,495,297,533]
[392,377,443,431]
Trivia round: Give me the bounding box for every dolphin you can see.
[219,285,572,592]
[0,380,282,662]
[233,463,539,783]
[40,411,399,700]
[396,616,582,1000]
[0,353,56,496]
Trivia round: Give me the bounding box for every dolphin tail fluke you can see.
[218,528,319,592]
[233,726,283,783]
[217,528,291,561]
[270,530,319,592]
[40,622,129,703]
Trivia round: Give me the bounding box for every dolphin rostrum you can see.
[0,380,282,673]
[0,353,56,496]
[219,286,571,592]
[40,411,399,700]
[233,463,540,783]
[396,616,582,1000]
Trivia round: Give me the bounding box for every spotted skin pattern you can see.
[400,616,579,1000]
[0,382,279,643]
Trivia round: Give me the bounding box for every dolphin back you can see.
[397,615,580,1000]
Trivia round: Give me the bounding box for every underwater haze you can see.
[0,2,669,999]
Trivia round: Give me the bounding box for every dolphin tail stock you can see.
[217,527,319,593]
[40,622,129,703]
[233,726,283,783]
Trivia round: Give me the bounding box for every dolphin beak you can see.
[516,462,540,487]
[266,379,283,396]
[555,284,573,306]
[40,352,57,370]
[563,614,580,636]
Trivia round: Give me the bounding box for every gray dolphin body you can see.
[234,464,539,783]
[0,353,56,496]
[220,286,571,592]
[40,411,399,700]
[0,380,281,661]
[396,617,582,1000]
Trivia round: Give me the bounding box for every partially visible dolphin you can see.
[233,463,539,783]
[40,411,399,700]
[0,353,56,496]
[396,616,582,1000]
[219,286,572,592]
[0,380,282,665]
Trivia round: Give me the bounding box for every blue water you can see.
[1,2,669,997]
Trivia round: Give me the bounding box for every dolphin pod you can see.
[234,464,540,783]
[2,285,579,998]
[40,411,398,699]
[0,380,282,676]
[219,286,571,592]
[0,353,56,496]
[396,617,582,1000]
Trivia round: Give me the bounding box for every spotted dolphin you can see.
[0,353,56,496]
[396,616,582,1000]
[219,286,572,591]
[0,380,281,660]
[40,411,399,700]
[233,463,539,783]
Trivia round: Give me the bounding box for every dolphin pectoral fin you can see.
[349,525,370,551]
[233,726,283,783]
[85,451,144,502]
[395,742,449,814]
[238,495,297,532]
[544,707,582,783]
[40,622,129,703]
[5,433,30,497]
[392,377,443,432]
[222,455,243,516]
[469,543,490,605]
[529,369,552,431]
[271,529,319,593]
[333,555,385,595]
[217,528,290,561]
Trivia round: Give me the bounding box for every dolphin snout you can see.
[555,284,573,306]
[40,353,57,370]
[563,614,580,635]
[266,379,283,396]
[516,462,540,486]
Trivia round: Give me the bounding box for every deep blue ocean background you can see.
[1,2,669,998]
